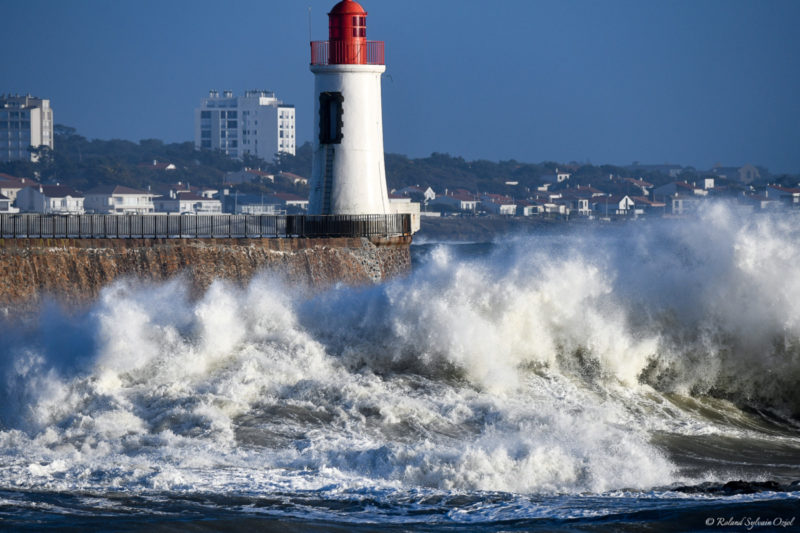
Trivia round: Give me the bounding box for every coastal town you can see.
[1,161,798,222]
[1,83,797,222]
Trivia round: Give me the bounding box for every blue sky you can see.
[3,0,799,173]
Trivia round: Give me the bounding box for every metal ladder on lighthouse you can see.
[322,146,335,214]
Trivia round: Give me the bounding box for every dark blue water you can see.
[1,205,799,531]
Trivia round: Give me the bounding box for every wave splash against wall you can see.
[0,204,798,525]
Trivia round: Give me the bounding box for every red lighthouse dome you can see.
[328,0,368,64]
[310,0,385,66]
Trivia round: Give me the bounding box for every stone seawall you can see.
[0,237,411,310]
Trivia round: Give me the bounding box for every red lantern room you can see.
[329,0,367,64]
[311,0,384,66]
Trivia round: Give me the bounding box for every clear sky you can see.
[3,0,799,173]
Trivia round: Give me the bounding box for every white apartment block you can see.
[195,90,295,161]
[0,94,54,162]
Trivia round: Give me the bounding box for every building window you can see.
[201,129,211,139]
[319,91,343,144]
[201,111,211,119]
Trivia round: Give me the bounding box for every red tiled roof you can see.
[175,192,213,201]
[449,192,476,202]
[770,185,800,194]
[278,171,307,181]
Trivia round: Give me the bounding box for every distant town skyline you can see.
[2,0,799,174]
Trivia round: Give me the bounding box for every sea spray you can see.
[0,203,798,509]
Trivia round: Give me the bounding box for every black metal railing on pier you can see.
[0,214,411,239]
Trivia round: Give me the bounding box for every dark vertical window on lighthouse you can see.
[319,92,343,144]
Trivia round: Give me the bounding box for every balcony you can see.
[310,40,385,66]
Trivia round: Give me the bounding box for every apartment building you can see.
[0,94,54,162]
[194,90,295,161]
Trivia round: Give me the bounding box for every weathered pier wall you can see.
[0,237,411,311]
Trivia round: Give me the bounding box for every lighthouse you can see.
[308,0,391,216]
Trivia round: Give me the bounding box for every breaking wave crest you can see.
[0,202,799,501]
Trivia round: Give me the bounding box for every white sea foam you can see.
[0,202,798,498]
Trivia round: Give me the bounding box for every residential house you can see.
[669,194,705,215]
[517,200,544,216]
[544,200,569,216]
[711,163,763,184]
[0,173,38,203]
[221,190,283,214]
[630,196,666,215]
[0,193,18,213]
[652,181,706,201]
[428,189,478,213]
[592,195,635,217]
[154,191,222,214]
[277,171,308,186]
[619,178,654,196]
[559,192,591,216]
[695,177,715,190]
[16,184,85,214]
[271,192,309,213]
[480,194,517,215]
[84,185,157,214]
[199,187,219,199]
[541,168,572,184]
[766,185,800,206]
[393,185,436,204]
[740,193,780,211]
[527,191,570,216]
[224,168,274,185]
[574,185,607,198]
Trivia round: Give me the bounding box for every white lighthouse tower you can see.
[308,0,391,216]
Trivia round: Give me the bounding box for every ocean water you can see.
[1,203,799,532]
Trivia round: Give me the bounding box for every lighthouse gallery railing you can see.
[310,40,385,66]
[0,214,411,239]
